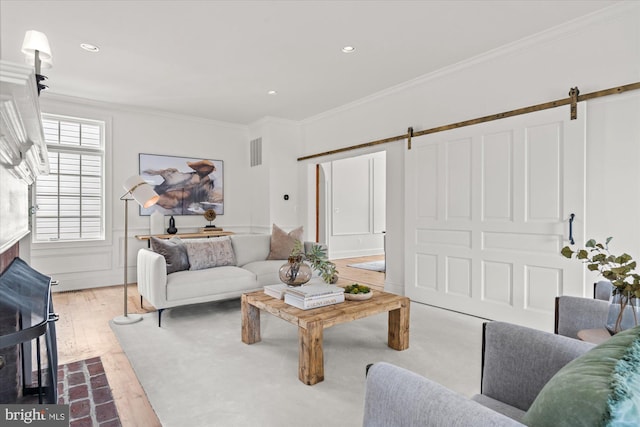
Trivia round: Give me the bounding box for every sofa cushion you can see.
[230,234,271,266]
[150,236,190,274]
[522,325,640,427]
[266,224,303,260]
[183,237,237,271]
[242,260,285,286]
[166,266,256,301]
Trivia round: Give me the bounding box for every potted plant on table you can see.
[561,237,640,334]
[287,240,338,284]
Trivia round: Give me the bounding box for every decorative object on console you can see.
[562,237,640,334]
[21,30,52,95]
[138,153,224,216]
[279,254,312,286]
[166,215,177,234]
[203,209,217,228]
[114,175,159,325]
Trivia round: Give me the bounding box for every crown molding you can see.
[40,92,248,131]
[302,2,637,125]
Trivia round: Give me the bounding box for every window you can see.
[33,114,105,242]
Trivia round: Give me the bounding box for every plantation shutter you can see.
[34,115,105,242]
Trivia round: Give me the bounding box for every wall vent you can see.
[250,137,262,167]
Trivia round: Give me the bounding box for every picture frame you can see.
[138,153,224,216]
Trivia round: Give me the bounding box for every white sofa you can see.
[137,234,321,326]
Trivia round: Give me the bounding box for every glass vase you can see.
[606,292,640,334]
[279,255,312,286]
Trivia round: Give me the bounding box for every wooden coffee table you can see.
[241,289,410,385]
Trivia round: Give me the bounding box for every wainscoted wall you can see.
[30,96,252,291]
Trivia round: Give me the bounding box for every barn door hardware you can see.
[569,87,580,120]
[297,82,640,162]
[407,127,414,150]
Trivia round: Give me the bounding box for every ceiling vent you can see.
[250,137,262,167]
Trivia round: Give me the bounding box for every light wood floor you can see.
[52,255,384,426]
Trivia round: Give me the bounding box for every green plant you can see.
[344,283,370,294]
[291,240,338,284]
[561,237,640,332]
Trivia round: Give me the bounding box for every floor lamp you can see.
[113,175,159,325]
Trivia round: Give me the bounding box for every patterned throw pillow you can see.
[150,236,190,274]
[183,236,238,271]
[266,224,303,260]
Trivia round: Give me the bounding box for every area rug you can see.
[347,260,386,272]
[57,357,121,427]
[111,298,485,426]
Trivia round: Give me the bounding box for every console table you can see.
[136,230,234,247]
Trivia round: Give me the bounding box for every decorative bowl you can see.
[344,291,373,301]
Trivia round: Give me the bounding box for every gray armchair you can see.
[554,281,611,338]
[363,322,594,427]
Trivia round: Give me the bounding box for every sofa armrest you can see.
[554,296,610,338]
[481,322,594,412]
[364,362,522,427]
[137,248,168,309]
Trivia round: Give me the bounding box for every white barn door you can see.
[405,105,586,331]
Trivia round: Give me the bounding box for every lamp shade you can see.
[123,175,159,208]
[22,30,52,61]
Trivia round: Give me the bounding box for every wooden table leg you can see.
[298,321,324,385]
[241,294,261,344]
[388,298,410,350]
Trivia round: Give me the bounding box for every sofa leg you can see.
[158,308,164,327]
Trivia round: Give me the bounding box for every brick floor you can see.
[57,357,121,427]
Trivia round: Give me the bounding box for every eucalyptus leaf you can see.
[560,246,574,258]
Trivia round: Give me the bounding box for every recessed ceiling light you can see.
[267,90,277,95]
[341,46,355,53]
[80,43,100,52]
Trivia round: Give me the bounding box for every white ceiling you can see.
[1,0,620,124]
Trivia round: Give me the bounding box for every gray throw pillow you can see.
[150,236,190,274]
[183,236,238,270]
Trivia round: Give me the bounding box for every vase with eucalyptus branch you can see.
[290,240,338,284]
[561,237,640,334]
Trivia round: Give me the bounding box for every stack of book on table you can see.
[199,227,224,233]
[263,283,288,299]
[283,283,345,310]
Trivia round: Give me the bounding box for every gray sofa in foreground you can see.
[363,322,595,426]
[554,280,611,338]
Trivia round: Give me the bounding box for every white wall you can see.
[299,3,640,295]
[32,95,250,291]
[248,117,303,235]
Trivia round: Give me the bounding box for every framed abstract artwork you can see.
[138,153,224,216]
